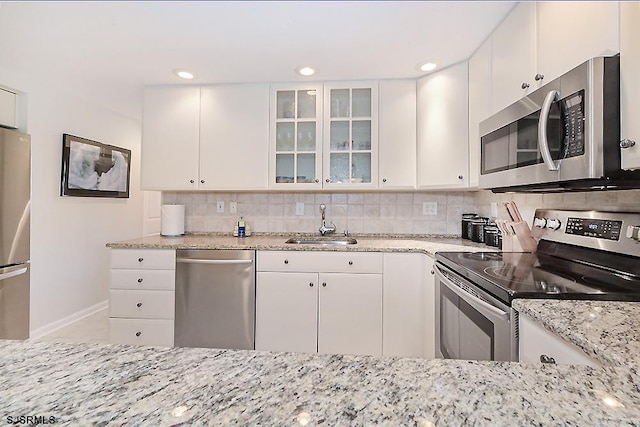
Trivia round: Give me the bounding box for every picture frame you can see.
[60,133,131,198]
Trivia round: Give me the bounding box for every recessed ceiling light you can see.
[419,61,438,72]
[173,69,195,80]
[296,66,315,76]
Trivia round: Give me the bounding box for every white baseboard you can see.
[29,300,108,340]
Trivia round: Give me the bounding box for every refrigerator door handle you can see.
[0,264,28,282]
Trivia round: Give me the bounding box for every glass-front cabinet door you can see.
[323,82,378,189]
[269,85,323,189]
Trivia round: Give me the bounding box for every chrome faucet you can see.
[318,204,337,236]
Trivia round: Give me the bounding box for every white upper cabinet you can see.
[468,37,492,189]
[143,84,270,191]
[323,81,379,190]
[491,2,537,113]
[200,84,269,190]
[269,84,323,189]
[378,80,417,190]
[142,86,201,190]
[417,62,469,189]
[536,2,619,86]
[620,2,640,170]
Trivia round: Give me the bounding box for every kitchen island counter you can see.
[1,339,639,426]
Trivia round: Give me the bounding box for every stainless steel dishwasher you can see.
[175,249,255,349]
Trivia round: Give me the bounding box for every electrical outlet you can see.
[422,202,438,216]
[216,201,224,213]
[295,202,305,216]
[490,202,498,218]
[229,202,238,214]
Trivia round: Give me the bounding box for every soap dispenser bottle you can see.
[238,216,246,237]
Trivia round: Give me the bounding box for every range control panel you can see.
[565,218,622,241]
[534,209,640,258]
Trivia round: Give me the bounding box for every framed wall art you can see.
[60,133,131,198]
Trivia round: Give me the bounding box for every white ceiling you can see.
[0,1,516,117]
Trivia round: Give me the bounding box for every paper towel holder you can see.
[161,204,185,236]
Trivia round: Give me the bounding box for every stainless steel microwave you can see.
[479,56,640,193]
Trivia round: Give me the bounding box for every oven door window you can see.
[440,283,494,361]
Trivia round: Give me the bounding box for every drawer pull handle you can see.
[137,278,143,283]
[540,354,556,364]
[135,331,142,337]
[348,261,353,265]
[309,282,314,287]
[138,257,144,263]
[136,302,142,308]
[284,259,289,264]
[322,282,327,287]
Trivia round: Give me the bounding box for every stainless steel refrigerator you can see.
[0,128,30,339]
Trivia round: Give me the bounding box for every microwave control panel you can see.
[561,90,585,159]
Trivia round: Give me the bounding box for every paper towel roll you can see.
[161,204,185,236]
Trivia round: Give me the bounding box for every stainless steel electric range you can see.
[434,209,640,362]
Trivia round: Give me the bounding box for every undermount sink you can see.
[285,237,358,245]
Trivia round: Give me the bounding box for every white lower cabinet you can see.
[109,249,176,346]
[382,253,432,358]
[256,251,383,356]
[518,314,601,368]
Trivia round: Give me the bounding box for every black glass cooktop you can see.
[435,249,640,305]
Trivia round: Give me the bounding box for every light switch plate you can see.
[295,202,305,216]
[423,202,437,216]
[216,201,224,213]
[229,202,238,214]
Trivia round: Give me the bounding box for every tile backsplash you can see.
[162,191,477,235]
[163,189,640,236]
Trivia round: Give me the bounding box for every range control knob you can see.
[546,219,562,230]
[626,225,640,241]
[533,218,547,228]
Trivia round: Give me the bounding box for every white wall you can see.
[0,66,144,333]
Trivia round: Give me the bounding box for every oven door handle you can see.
[538,90,561,171]
[435,266,509,322]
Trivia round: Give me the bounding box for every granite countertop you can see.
[2,339,640,426]
[514,299,640,367]
[106,234,492,255]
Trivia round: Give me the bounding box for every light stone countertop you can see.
[1,340,640,426]
[514,299,640,367]
[106,233,492,255]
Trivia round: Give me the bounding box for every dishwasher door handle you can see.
[176,258,253,265]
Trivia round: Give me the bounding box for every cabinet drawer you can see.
[110,269,175,291]
[109,290,175,319]
[110,318,174,346]
[110,249,176,270]
[257,251,383,274]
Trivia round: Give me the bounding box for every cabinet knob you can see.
[135,331,142,337]
[521,82,530,89]
[315,179,319,183]
[284,259,289,264]
[309,282,314,287]
[200,179,205,184]
[382,178,387,183]
[458,175,464,180]
[189,179,195,184]
[137,257,144,263]
[137,278,143,283]
[348,261,353,265]
[539,354,556,364]
[325,178,330,183]
[322,282,327,287]
[136,302,142,308]
[534,73,545,81]
[620,139,637,149]
[430,270,435,275]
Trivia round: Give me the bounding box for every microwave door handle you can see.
[435,266,509,322]
[538,90,561,171]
